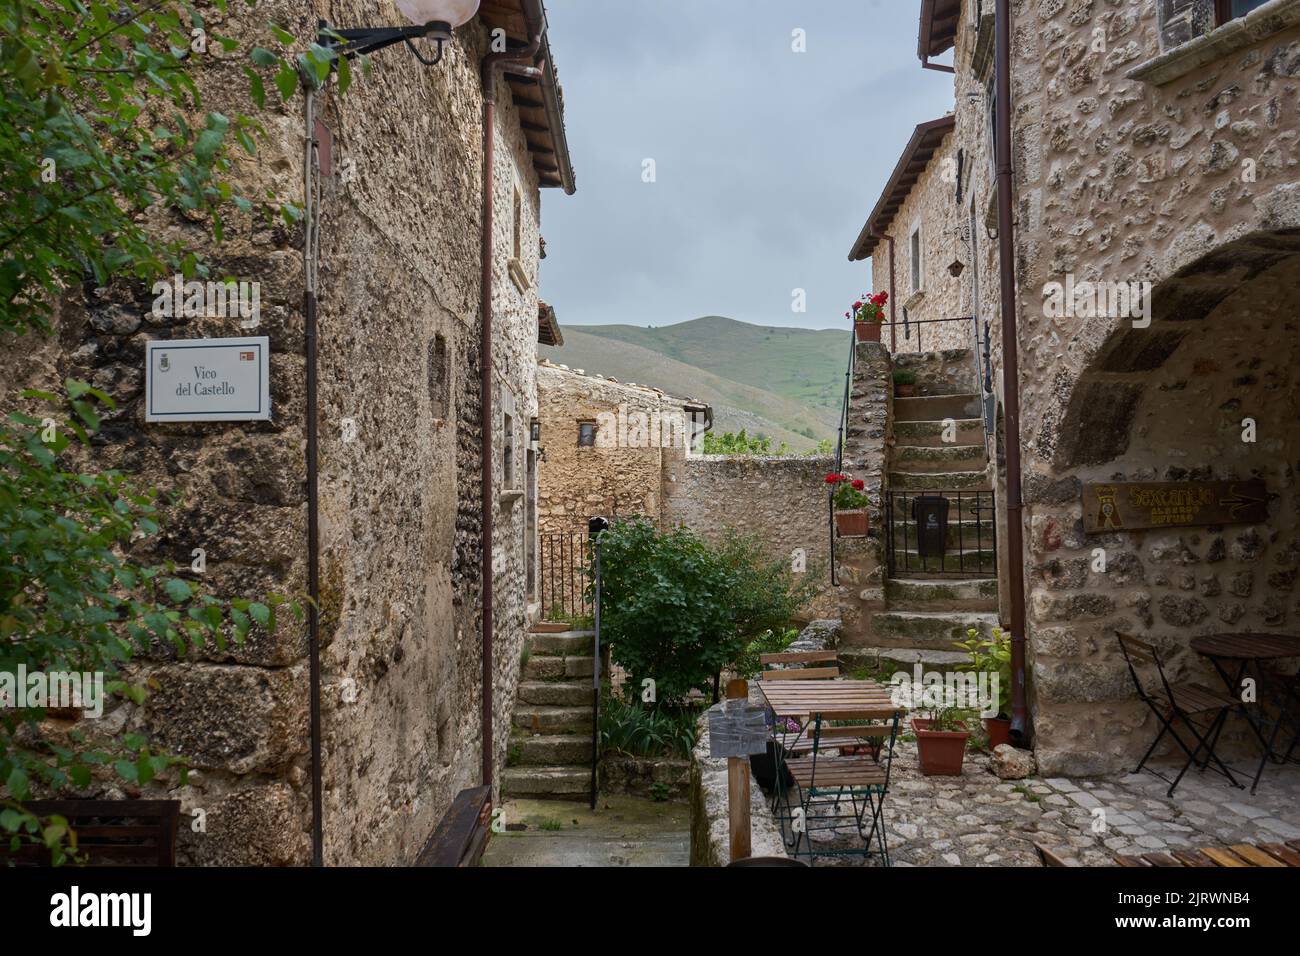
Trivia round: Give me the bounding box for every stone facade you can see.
[0,2,572,864]
[868,128,977,354]
[924,0,1300,774]
[535,361,703,532]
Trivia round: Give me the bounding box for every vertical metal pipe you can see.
[303,86,324,868]
[995,0,1029,739]
[886,234,897,353]
[590,536,600,810]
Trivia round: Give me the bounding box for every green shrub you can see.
[599,692,697,758]
[593,519,817,706]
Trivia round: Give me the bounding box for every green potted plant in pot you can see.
[953,626,1013,748]
[911,704,972,776]
[826,472,870,536]
[892,368,918,398]
[847,291,888,342]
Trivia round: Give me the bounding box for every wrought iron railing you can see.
[885,489,997,577]
[538,530,592,619]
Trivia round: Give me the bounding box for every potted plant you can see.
[911,704,972,776]
[892,368,918,397]
[953,626,1013,749]
[826,472,870,536]
[847,291,888,342]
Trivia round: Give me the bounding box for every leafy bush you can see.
[732,627,798,680]
[599,692,698,759]
[593,518,818,706]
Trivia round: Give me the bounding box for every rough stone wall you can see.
[869,129,975,354]
[942,0,1300,772]
[535,362,694,533]
[0,2,548,864]
[662,455,837,620]
[835,342,893,642]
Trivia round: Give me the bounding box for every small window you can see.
[909,226,923,293]
[503,412,514,485]
[577,421,596,447]
[1216,0,1271,25]
[427,333,448,419]
[512,182,523,262]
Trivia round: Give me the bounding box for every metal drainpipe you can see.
[480,30,542,788]
[994,0,1029,742]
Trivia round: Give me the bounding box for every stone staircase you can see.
[502,629,596,800]
[846,349,1000,676]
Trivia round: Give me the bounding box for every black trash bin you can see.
[911,494,950,558]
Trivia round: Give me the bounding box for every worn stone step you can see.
[889,469,990,491]
[888,549,997,574]
[511,733,594,766]
[512,705,593,734]
[870,610,1000,649]
[840,646,972,677]
[892,350,979,397]
[528,630,594,656]
[886,577,999,611]
[893,418,985,447]
[893,443,988,471]
[524,654,595,681]
[502,766,591,799]
[518,680,591,707]
[892,393,982,423]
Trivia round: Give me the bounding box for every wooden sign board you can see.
[1082,480,1267,534]
[708,699,769,760]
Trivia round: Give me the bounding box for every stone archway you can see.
[1020,227,1300,776]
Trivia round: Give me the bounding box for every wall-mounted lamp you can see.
[948,259,966,278]
[319,0,480,65]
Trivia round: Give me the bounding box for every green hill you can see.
[538,317,849,451]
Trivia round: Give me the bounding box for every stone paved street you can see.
[786,743,1300,867]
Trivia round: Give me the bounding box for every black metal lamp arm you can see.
[317,20,451,63]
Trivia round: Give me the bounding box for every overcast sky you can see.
[536,0,954,332]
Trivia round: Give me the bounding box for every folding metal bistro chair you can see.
[772,708,900,866]
[1117,632,1245,797]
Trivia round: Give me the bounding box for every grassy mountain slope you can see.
[539,327,835,452]
[574,316,848,423]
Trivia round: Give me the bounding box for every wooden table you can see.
[754,678,903,722]
[1189,632,1300,792]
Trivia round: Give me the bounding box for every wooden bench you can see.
[0,800,180,866]
[415,785,493,867]
[1116,840,1300,868]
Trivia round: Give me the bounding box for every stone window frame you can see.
[577,419,597,448]
[427,332,449,421]
[1130,0,1300,86]
[507,169,531,295]
[909,219,924,296]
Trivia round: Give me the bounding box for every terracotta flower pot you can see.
[895,384,916,398]
[855,321,882,343]
[984,716,1011,749]
[835,510,869,537]
[911,718,971,776]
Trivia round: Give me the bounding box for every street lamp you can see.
[319,0,481,65]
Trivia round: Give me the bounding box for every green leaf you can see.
[337,52,351,95]
[250,46,279,66]
[274,62,298,101]
[248,602,271,627]
[5,767,29,801]
[163,577,193,603]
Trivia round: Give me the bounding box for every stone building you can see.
[837,0,1300,776]
[535,361,710,534]
[1,0,575,864]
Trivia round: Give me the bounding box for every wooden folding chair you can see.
[760,650,839,681]
[773,708,899,866]
[1117,632,1245,797]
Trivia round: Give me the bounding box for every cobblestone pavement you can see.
[783,742,1300,867]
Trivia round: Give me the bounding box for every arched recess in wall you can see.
[1046,228,1300,480]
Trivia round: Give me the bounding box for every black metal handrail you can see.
[829,324,858,586]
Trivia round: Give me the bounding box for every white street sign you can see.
[145,336,271,422]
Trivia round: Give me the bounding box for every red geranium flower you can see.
[852,479,865,491]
